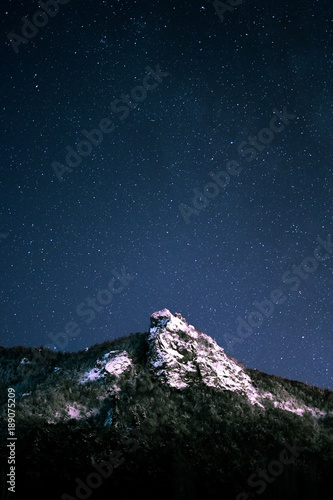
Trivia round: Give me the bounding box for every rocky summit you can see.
[148,309,329,417]
[0,309,333,500]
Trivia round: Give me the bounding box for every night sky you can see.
[1,0,332,390]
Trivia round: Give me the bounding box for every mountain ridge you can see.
[1,309,333,500]
[0,308,332,422]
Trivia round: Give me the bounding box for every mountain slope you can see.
[0,309,333,500]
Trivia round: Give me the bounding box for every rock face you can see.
[147,308,265,406]
[145,309,328,417]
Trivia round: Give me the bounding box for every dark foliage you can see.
[0,336,332,500]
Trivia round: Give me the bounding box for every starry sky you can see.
[1,0,332,390]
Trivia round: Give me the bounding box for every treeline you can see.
[1,372,333,500]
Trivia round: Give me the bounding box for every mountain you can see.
[1,309,333,500]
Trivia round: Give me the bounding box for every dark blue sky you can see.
[1,0,332,390]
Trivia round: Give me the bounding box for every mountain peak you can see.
[149,308,197,336]
[1,309,329,428]
[147,309,265,405]
[145,310,328,418]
